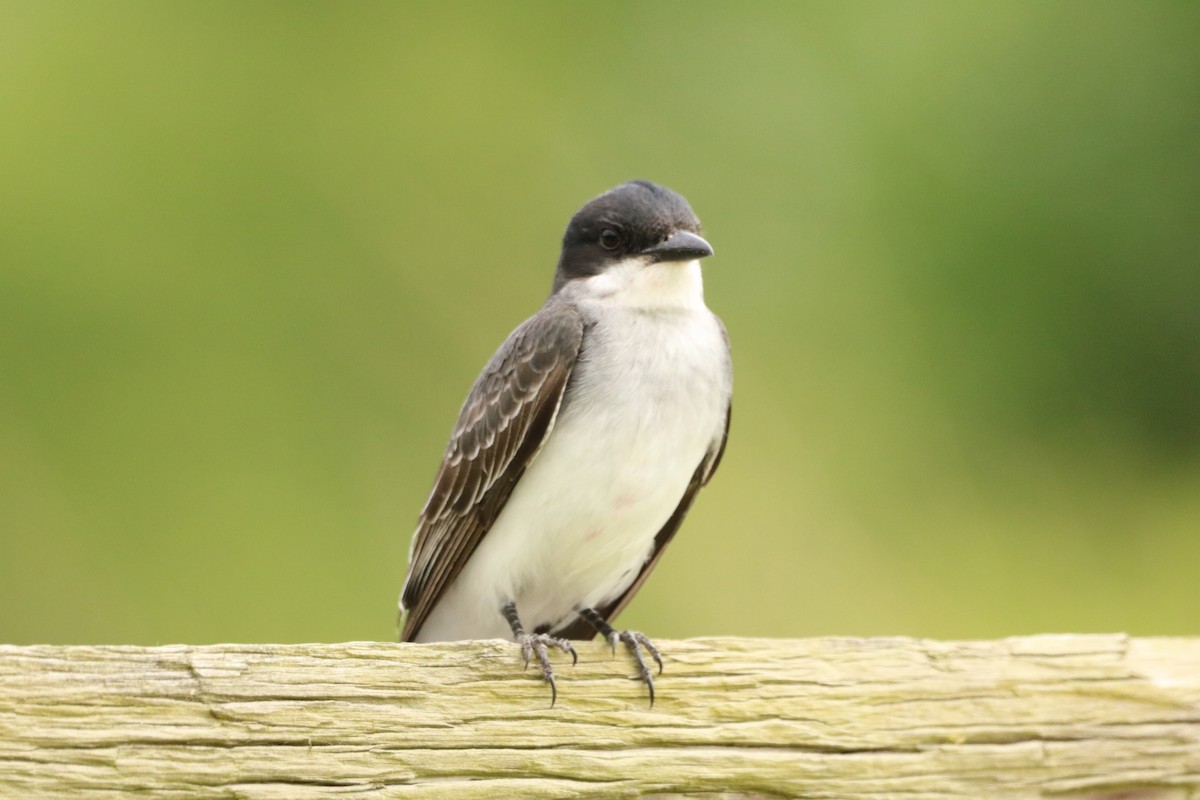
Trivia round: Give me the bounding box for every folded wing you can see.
[400,302,585,641]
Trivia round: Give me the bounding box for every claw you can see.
[611,630,663,707]
[514,632,576,707]
[641,635,664,675]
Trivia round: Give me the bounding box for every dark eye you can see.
[599,229,620,250]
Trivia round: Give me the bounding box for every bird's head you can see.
[553,180,713,299]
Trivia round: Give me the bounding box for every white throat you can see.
[572,258,706,310]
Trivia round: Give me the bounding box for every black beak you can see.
[640,230,714,262]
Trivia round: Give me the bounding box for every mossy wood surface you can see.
[2,635,1198,798]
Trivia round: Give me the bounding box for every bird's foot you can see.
[606,629,663,706]
[515,631,577,707]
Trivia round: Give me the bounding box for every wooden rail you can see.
[2,635,1198,798]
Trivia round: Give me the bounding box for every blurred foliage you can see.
[1,2,1198,645]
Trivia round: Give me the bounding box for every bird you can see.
[398,180,732,705]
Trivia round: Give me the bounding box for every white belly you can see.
[415,304,729,641]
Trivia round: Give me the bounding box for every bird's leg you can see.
[500,601,577,706]
[577,607,663,706]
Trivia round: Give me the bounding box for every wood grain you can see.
[2,635,1198,798]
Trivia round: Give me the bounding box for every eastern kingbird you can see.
[399,180,732,705]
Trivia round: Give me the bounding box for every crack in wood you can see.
[1,636,1197,799]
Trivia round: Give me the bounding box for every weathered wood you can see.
[1,635,1198,798]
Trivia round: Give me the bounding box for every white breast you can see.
[415,260,731,642]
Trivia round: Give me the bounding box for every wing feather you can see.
[400,301,584,641]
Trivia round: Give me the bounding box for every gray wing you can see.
[400,301,585,641]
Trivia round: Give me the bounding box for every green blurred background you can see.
[2,2,1198,646]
